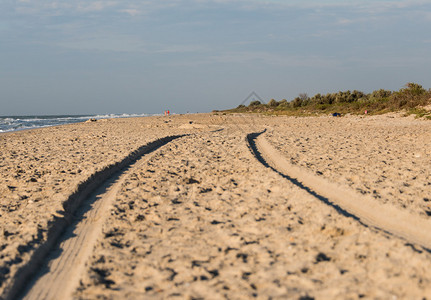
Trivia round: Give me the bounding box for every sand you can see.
[264,114,431,217]
[1,113,431,299]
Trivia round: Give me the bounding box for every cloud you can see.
[120,8,141,16]
[7,0,431,23]
[336,18,355,25]
[54,33,148,53]
[154,44,208,54]
[4,0,430,59]
[160,49,340,69]
[76,1,119,13]
[347,52,431,68]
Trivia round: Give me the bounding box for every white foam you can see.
[0,113,155,133]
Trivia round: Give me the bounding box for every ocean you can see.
[0,113,153,133]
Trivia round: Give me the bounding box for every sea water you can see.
[0,113,152,133]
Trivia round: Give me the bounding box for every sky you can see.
[1,0,431,115]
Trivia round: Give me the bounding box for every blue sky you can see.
[1,0,431,115]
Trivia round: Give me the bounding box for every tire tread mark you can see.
[246,130,431,253]
[3,134,185,300]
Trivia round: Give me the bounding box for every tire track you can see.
[247,130,431,251]
[4,135,185,300]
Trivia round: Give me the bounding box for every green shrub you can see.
[292,97,303,108]
[389,83,430,110]
[249,100,261,106]
[370,89,392,100]
[268,99,278,107]
[401,82,426,96]
[278,99,289,107]
[225,83,430,117]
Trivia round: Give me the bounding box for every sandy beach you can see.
[1,113,431,299]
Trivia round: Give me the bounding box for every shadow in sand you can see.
[247,130,360,222]
[246,130,430,254]
[9,135,186,300]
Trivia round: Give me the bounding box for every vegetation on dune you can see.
[221,83,431,119]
